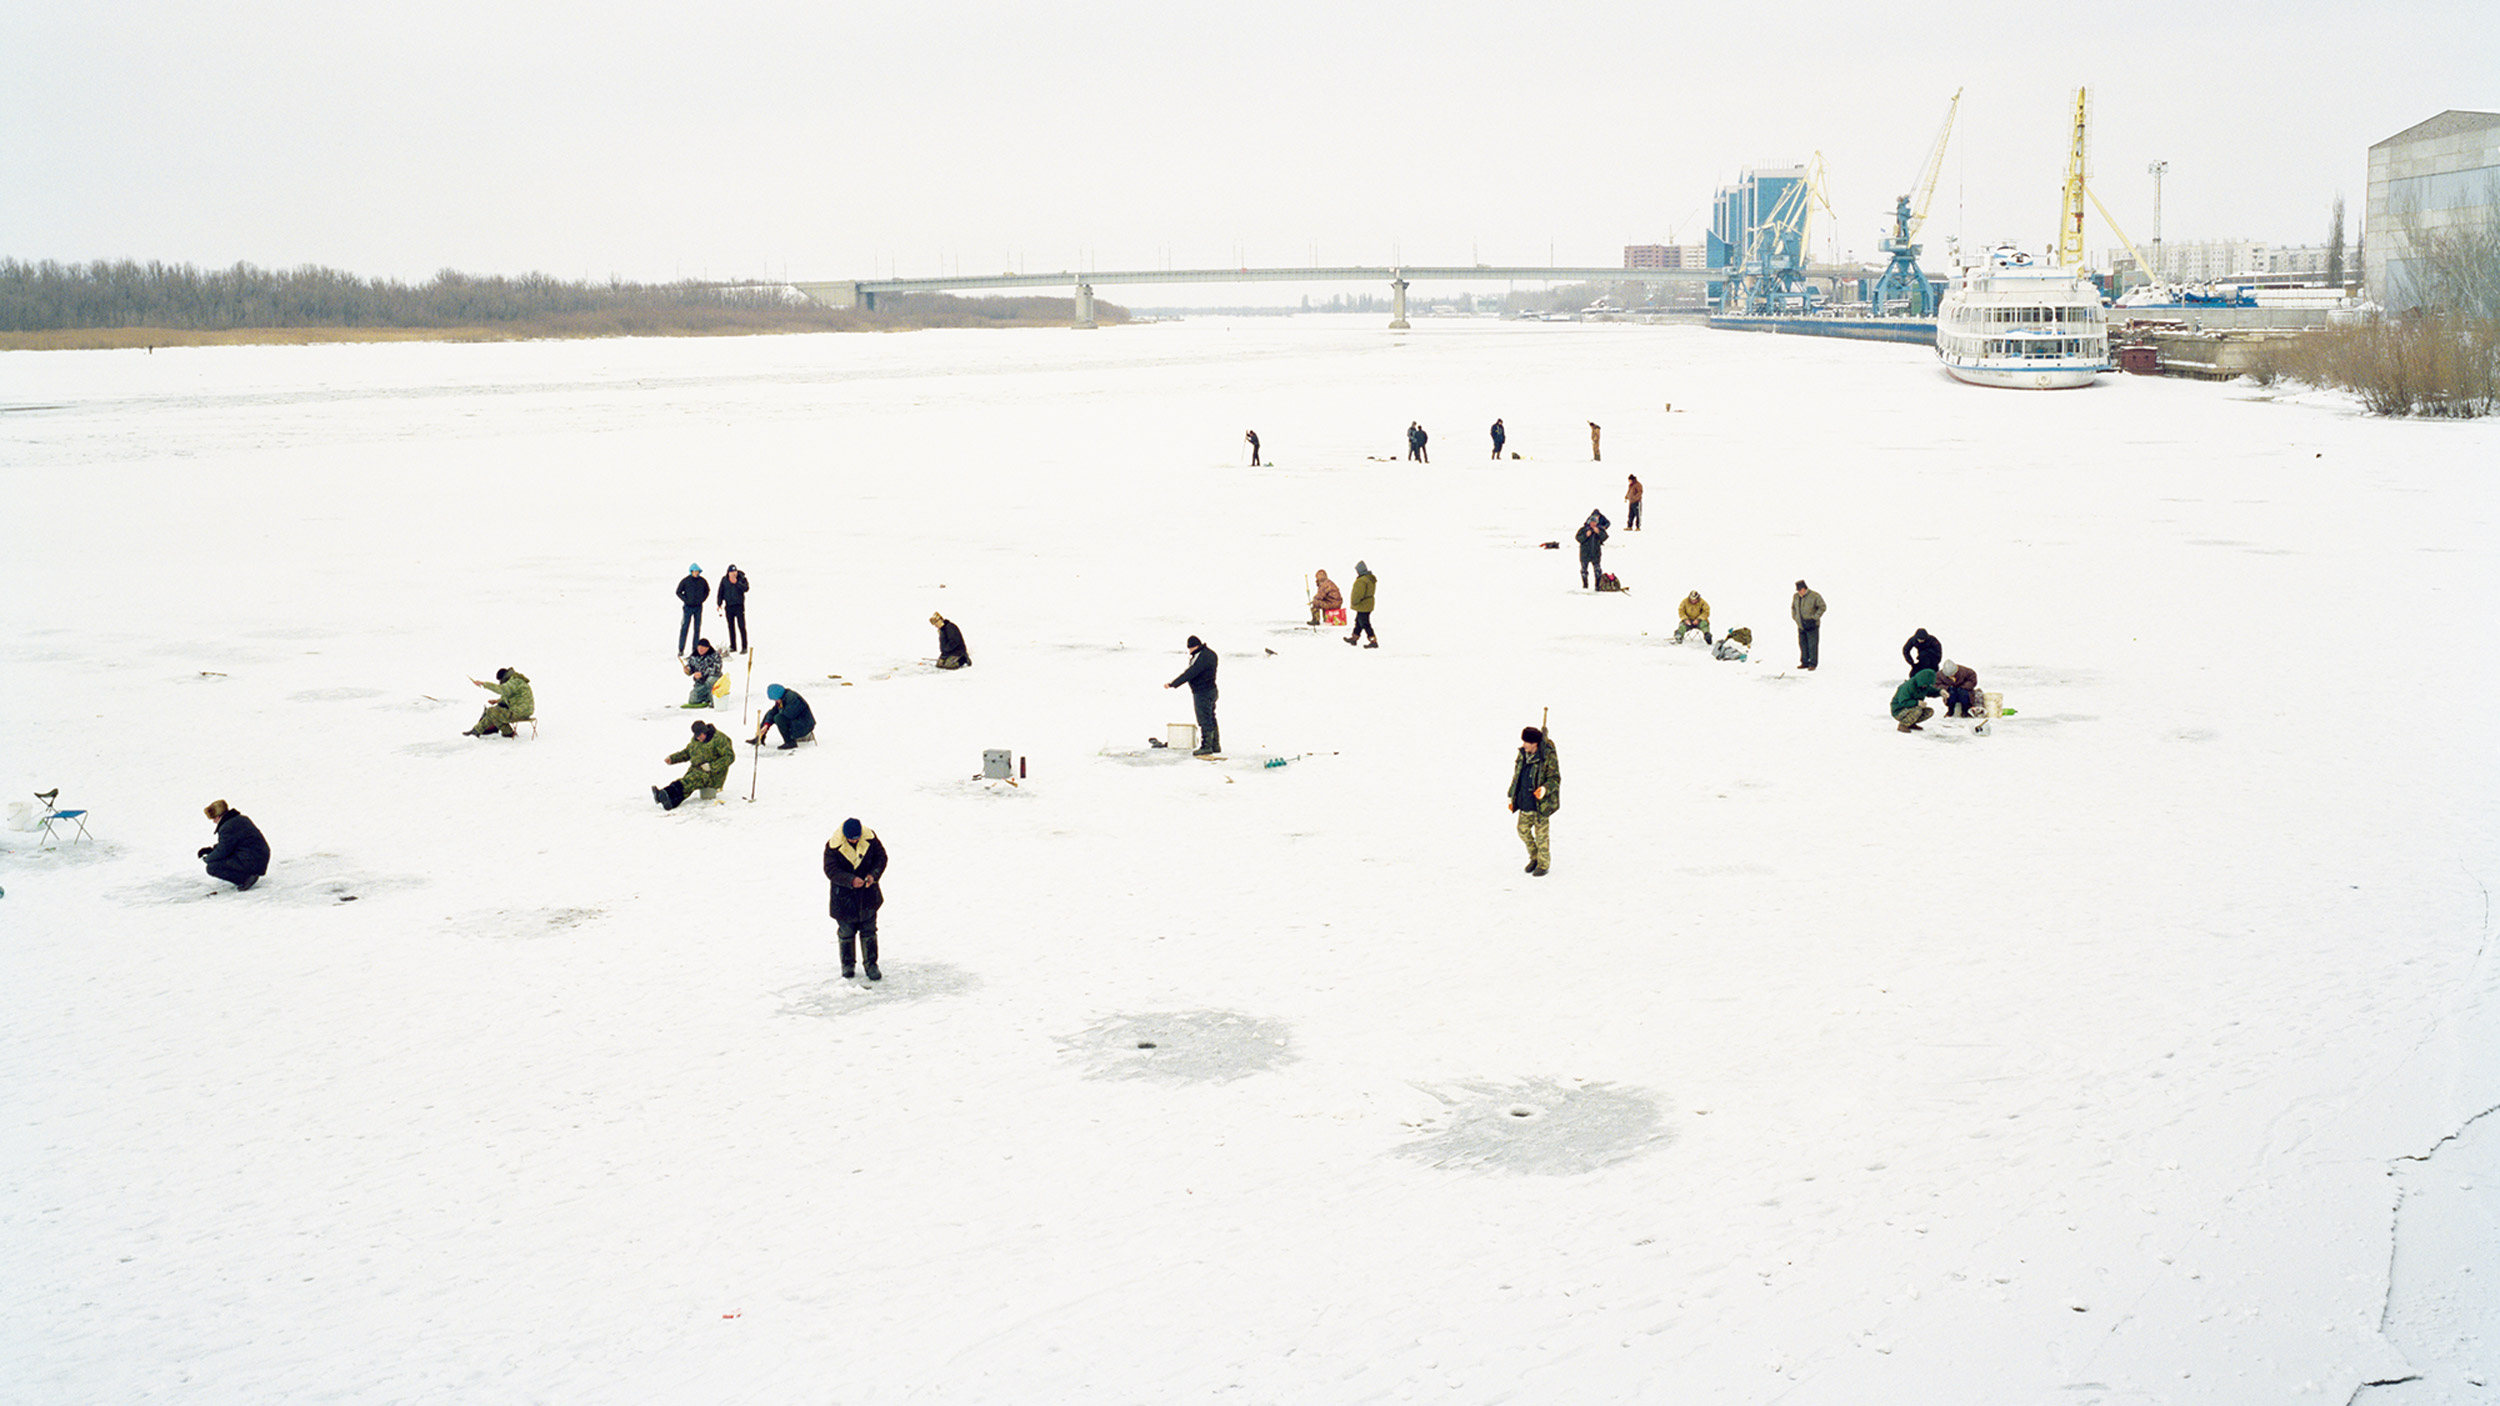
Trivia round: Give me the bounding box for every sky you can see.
[8,0,2497,289]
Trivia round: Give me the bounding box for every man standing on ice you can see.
[199,799,269,892]
[1245,430,1260,466]
[1575,510,1609,589]
[1166,635,1221,757]
[1624,474,1643,530]
[1345,561,1377,647]
[1507,727,1560,876]
[825,818,888,981]
[717,565,750,654]
[1902,627,1942,678]
[1588,421,1602,461]
[1489,418,1506,458]
[1791,580,1825,670]
[675,564,709,656]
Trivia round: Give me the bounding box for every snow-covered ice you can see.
[3,317,2494,1402]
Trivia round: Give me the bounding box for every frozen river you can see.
[3,317,2495,1402]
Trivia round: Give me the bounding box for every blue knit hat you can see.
[842,818,862,840]
[766,684,785,700]
[689,563,702,573]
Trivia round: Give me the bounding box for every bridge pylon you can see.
[1389,274,1410,330]
[1073,283,1096,329]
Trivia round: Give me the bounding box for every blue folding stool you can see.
[34,789,91,846]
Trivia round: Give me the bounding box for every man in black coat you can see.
[676,564,709,655]
[1902,628,1943,678]
[1575,509,1610,588]
[1490,418,1506,458]
[931,612,971,669]
[717,566,750,653]
[824,818,888,980]
[754,684,814,749]
[1165,635,1220,756]
[199,799,270,891]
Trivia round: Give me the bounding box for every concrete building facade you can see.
[2366,110,2500,309]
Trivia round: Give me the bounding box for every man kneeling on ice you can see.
[1936,660,1983,717]
[755,683,815,750]
[464,666,533,737]
[199,799,270,891]
[931,613,972,669]
[1892,669,1941,733]
[655,720,735,808]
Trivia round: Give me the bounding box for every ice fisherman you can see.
[717,566,751,654]
[1624,474,1643,530]
[1165,636,1221,757]
[1937,660,1983,718]
[931,613,972,669]
[1344,561,1378,648]
[463,666,534,737]
[1588,421,1602,461]
[655,719,735,809]
[199,799,270,892]
[683,638,724,707]
[1507,726,1561,876]
[1575,509,1610,589]
[1892,669,1942,733]
[1246,430,1261,466]
[755,684,816,749]
[1902,628,1943,678]
[1673,591,1713,645]
[1791,580,1825,670]
[824,817,889,981]
[1489,418,1506,458]
[676,564,709,655]
[1309,568,1343,626]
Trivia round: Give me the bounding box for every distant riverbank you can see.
[0,258,1124,350]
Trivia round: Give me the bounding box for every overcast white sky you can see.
[8,0,2495,287]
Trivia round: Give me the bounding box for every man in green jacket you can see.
[1891,669,1940,733]
[654,720,736,809]
[1507,726,1561,875]
[1790,580,1825,670]
[1343,561,1378,647]
[464,667,534,737]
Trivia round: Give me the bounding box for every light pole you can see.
[2146,160,2169,284]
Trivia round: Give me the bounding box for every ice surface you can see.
[2,317,2494,1401]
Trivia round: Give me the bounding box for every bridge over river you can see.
[793,265,1716,328]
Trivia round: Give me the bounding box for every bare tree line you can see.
[0,259,1120,335]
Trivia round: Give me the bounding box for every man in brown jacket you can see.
[1624,474,1643,530]
[1791,579,1826,670]
[1309,569,1343,626]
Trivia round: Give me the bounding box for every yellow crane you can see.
[2057,86,2157,282]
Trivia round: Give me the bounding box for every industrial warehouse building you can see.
[2366,110,2500,310]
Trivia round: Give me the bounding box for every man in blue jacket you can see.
[754,684,815,750]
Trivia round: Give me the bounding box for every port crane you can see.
[1871,88,1961,317]
[1721,154,1835,316]
[2055,87,2157,282]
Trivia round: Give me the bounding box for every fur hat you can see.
[690,720,709,735]
[1521,727,1543,745]
[766,684,785,700]
[494,667,510,682]
[930,613,945,627]
[204,799,229,820]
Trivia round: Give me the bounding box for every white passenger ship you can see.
[1934,245,2109,389]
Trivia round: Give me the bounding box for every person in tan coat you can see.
[1673,591,1712,645]
[1624,474,1644,530]
[1309,569,1343,626]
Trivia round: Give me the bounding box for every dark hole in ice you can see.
[1137,1041,1157,1049]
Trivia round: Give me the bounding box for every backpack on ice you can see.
[1595,572,1625,593]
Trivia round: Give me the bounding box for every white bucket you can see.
[1167,723,1198,751]
[4,801,35,832]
